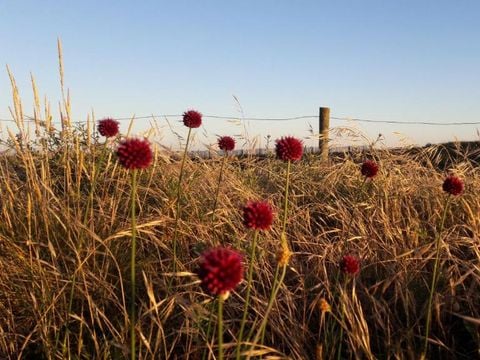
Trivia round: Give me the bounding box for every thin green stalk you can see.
[83,141,104,225]
[323,176,366,354]
[211,153,228,225]
[421,195,451,359]
[61,261,82,356]
[96,139,110,182]
[218,296,225,360]
[250,160,292,353]
[130,169,138,360]
[59,140,109,354]
[236,230,259,359]
[201,300,216,360]
[268,161,290,310]
[318,303,341,358]
[246,264,280,342]
[172,127,192,275]
[80,140,110,228]
[280,161,291,236]
[248,264,287,358]
[336,277,349,360]
[342,177,367,250]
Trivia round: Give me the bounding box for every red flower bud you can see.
[196,247,243,296]
[275,136,303,162]
[183,110,202,128]
[116,138,153,170]
[340,255,360,275]
[243,201,274,231]
[218,136,235,152]
[361,160,378,178]
[442,175,464,196]
[98,118,119,137]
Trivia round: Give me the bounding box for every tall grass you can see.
[1,60,480,359]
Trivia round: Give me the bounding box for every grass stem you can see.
[236,230,259,359]
[422,195,451,359]
[130,169,138,360]
[211,153,228,226]
[218,295,225,360]
[172,128,192,274]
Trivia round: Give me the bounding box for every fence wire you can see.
[0,113,479,126]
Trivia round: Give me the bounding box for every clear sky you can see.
[1,0,479,149]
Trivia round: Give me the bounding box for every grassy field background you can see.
[0,67,479,359]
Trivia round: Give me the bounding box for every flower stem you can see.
[236,230,259,359]
[83,140,108,226]
[211,153,228,226]
[172,127,192,275]
[343,177,367,250]
[218,295,224,360]
[248,264,287,358]
[336,277,349,360]
[250,160,292,354]
[201,300,216,360]
[130,169,138,360]
[315,175,366,358]
[281,160,291,236]
[246,264,280,342]
[422,195,451,359]
[59,139,109,354]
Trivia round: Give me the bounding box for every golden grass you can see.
[1,59,479,359]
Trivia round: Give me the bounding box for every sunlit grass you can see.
[0,55,479,359]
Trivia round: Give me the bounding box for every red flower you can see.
[442,175,464,196]
[275,136,303,162]
[361,160,379,178]
[183,110,202,128]
[218,136,235,152]
[196,247,243,296]
[116,138,153,170]
[243,201,274,231]
[98,118,119,137]
[340,255,360,275]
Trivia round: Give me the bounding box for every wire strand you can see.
[331,116,480,126]
[0,114,479,126]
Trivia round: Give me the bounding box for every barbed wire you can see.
[330,116,480,126]
[0,113,479,126]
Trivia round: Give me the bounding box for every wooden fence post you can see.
[319,107,330,162]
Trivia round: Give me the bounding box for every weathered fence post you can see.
[319,107,330,162]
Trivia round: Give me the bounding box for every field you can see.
[1,72,480,359]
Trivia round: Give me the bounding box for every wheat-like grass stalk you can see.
[1,58,480,359]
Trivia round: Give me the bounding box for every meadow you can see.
[1,71,479,360]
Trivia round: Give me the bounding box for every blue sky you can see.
[1,0,479,149]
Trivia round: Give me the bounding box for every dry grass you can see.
[1,61,480,359]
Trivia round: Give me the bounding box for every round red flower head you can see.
[218,136,235,152]
[442,175,464,196]
[361,160,379,178]
[98,118,119,138]
[196,247,243,297]
[275,136,303,162]
[116,138,153,170]
[183,110,202,128]
[243,200,274,231]
[340,255,360,276]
